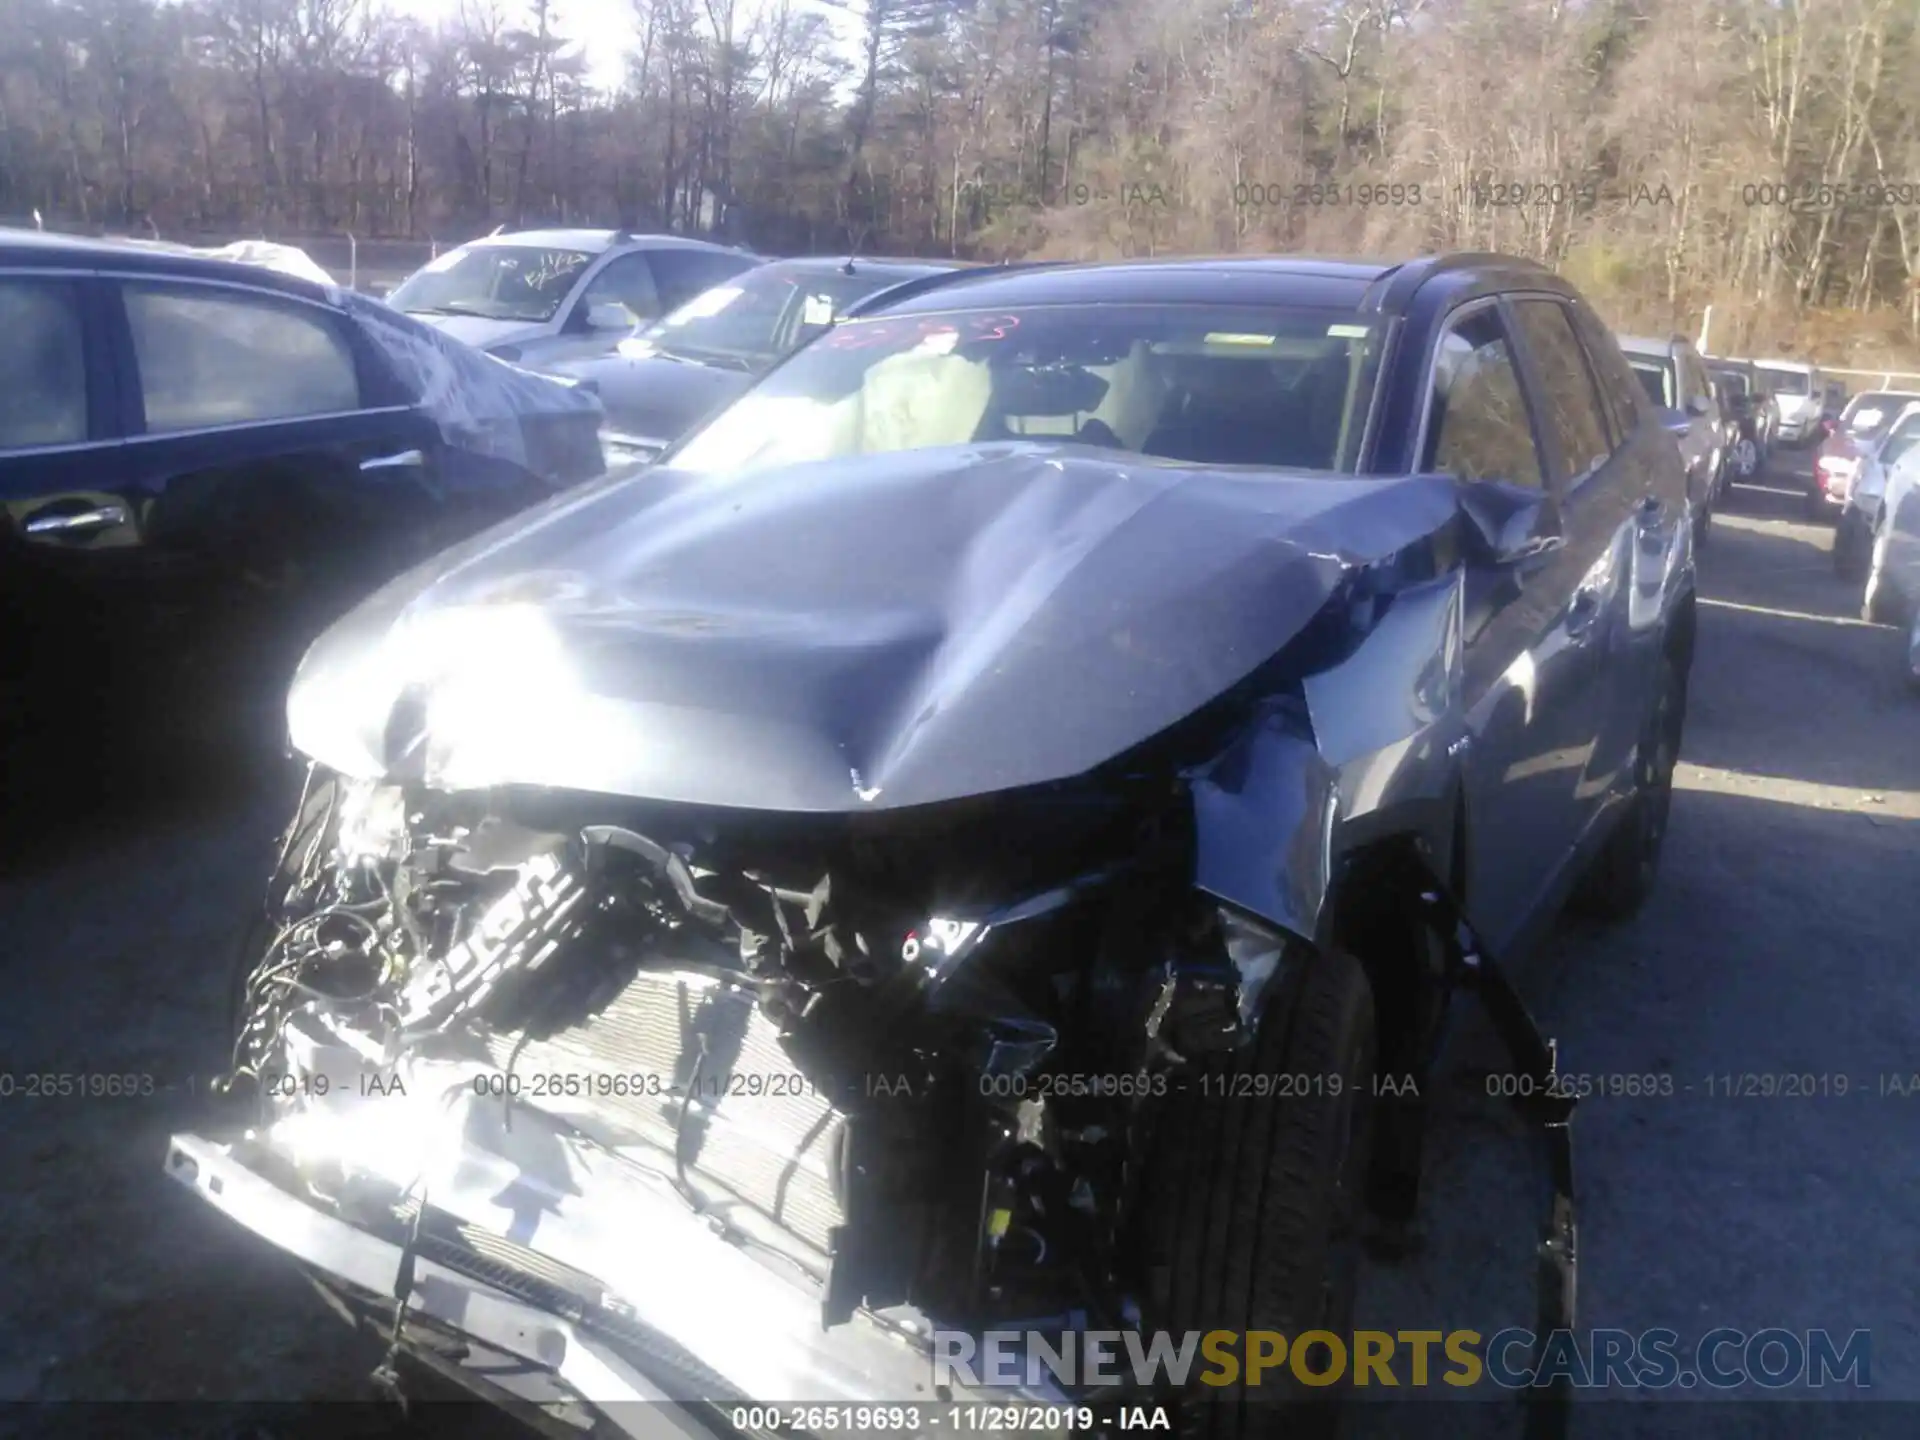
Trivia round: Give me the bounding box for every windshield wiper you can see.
[403,302,505,319]
[658,345,759,373]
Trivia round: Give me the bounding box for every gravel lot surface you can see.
[1,452,1914,1437]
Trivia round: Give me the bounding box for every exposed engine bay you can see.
[168,451,1618,1432]
[228,764,1293,1352]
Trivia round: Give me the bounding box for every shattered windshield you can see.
[1709,367,1750,396]
[387,244,594,323]
[666,303,1385,474]
[1757,365,1811,396]
[624,265,934,370]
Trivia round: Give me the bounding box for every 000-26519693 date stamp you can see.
[0,1072,158,1099]
[1234,181,1425,208]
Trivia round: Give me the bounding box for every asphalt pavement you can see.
[0,449,1914,1436]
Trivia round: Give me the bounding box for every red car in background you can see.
[1812,390,1920,519]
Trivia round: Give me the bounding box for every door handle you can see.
[1566,586,1603,637]
[360,449,426,472]
[22,501,132,538]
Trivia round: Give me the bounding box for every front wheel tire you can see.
[1139,948,1378,1439]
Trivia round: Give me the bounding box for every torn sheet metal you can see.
[286,449,1466,810]
[341,293,604,483]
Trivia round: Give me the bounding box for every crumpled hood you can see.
[401,312,545,353]
[287,445,1465,812]
[544,351,752,444]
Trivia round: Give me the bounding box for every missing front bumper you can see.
[164,1125,1059,1433]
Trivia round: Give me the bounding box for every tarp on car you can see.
[109,236,339,287]
[193,240,337,287]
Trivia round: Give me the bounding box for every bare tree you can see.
[4,0,1920,353]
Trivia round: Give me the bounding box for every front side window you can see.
[573,253,662,331]
[124,284,360,434]
[668,304,1386,475]
[387,244,594,323]
[1709,367,1750,398]
[1511,301,1613,482]
[1420,308,1544,489]
[0,278,88,449]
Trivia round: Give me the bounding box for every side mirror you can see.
[1456,479,1565,568]
[586,300,635,332]
[1658,406,1693,436]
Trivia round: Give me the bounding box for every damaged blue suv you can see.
[172,254,1695,1438]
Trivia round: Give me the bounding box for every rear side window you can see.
[1630,362,1671,408]
[1422,307,1544,488]
[1566,307,1646,442]
[0,278,88,449]
[124,283,360,434]
[1511,300,1613,482]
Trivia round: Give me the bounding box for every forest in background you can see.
[4,0,1920,364]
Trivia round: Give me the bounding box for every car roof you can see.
[758,256,965,279]
[1753,357,1817,371]
[864,253,1558,317]
[0,226,336,303]
[1616,334,1688,358]
[462,228,740,254]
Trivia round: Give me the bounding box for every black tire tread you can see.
[1141,949,1376,1440]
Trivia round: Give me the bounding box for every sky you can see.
[387,0,821,94]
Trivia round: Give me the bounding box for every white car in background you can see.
[383,227,757,367]
[1753,358,1827,447]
